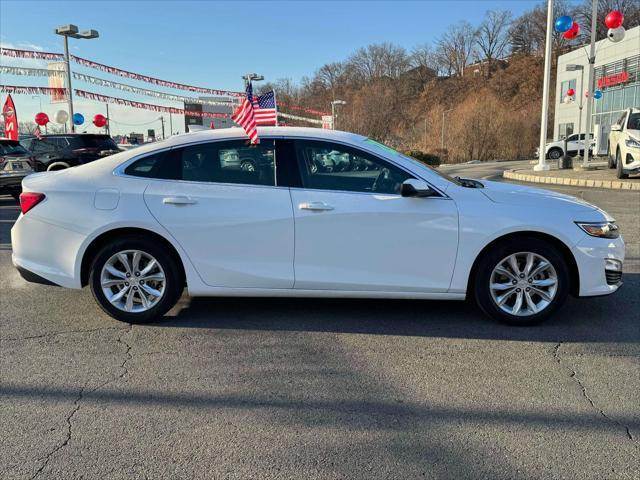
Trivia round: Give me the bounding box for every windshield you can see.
[628,113,640,130]
[362,138,461,185]
[0,142,30,156]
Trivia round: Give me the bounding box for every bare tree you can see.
[574,0,640,41]
[509,0,573,55]
[347,43,410,83]
[436,22,478,77]
[476,10,512,76]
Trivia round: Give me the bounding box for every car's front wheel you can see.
[616,149,628,179]
[473,239,569,326]
[548,148,563,160]
[89,236,183,323]
[607,145,615,169]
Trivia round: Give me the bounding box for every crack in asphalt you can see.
[28,323,134,479]
[553,342,634,441]
[30,383,87,480]
[2,326,126,342]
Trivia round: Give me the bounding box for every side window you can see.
[566,134,578,142]
[124,140,276,186]
[294,140,412,195]
[31,140,55,153]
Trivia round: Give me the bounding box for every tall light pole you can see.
[241,73,264,89]
[582,0,598,168]
[567,64,585,159]
[441,108,453,150]
[331,100,346,130]
[535,0,554,171]
[55,24,99,133]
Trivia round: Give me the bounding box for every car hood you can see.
[479,180,612,219]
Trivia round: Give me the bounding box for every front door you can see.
[288,140,459,292]
[141,139,295,289]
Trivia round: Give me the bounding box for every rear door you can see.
[137,139,295,289]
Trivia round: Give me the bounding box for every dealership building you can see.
[554,25,639,155]
[184,97,236,131]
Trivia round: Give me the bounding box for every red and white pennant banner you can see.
[0,85,66,96]
[0,48,63,61]
[71,56,242,97]
[74,89,231,118]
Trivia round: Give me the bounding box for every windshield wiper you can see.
[455,176,484,188]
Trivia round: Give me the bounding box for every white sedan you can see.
[11,127,624,325]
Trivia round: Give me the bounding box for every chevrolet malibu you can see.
[11,127,624,325]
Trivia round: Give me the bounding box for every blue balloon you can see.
[554,15,573,33]
[73,113,84,125]
[593,90,603,100]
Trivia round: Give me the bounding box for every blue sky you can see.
[1,0,548,135]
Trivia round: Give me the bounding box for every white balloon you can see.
[54,109,69,124]
[607,26,625,43]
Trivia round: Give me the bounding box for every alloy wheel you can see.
[100,249,166,313]
[489,252,558,317]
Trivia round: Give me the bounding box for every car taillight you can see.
[19,192,46,214]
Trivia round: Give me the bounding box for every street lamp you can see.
[330,100,346,130]
[55,24,99,133]
[241,73,264,89]
[567,64,585,159]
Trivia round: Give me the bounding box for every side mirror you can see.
[400,179,437,198]
[610,124,621,132]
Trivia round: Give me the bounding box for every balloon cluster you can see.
[33,111,108,128]
[554,15,579,40]
[605,11,625,43]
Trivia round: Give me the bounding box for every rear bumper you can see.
[11,213,86,289]
[572,234,625,297]
[15,265,60,286]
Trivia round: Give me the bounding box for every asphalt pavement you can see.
[1,164,639,480]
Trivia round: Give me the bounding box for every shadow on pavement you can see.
[149,273,640,345]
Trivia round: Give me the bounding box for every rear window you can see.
[124,140,276,187]
[70,135,118,150]
[0,141,30,156]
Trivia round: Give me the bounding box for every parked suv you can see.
[538,133,595,160]
[0,138,34,199]
[608,108,640,179]
[20,134,120,171]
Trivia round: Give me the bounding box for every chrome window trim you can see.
[112,134,449,198]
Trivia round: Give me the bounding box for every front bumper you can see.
[572,234,625,297]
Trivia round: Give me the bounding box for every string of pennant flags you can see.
[1,47,331,123]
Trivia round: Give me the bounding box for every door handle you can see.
[299,201,334,211]
[163,196,197,205]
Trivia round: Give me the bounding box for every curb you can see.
[503,169,640,191]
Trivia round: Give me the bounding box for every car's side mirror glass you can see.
[401,179,437,198]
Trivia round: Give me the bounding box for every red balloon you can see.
[604,11,624,29]
[566,88,575,97]
[35,112,49,126]
[93,114,107,128]
[563,22,580,40]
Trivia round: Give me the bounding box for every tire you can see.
[607,145,615,169]
[473,238,569,326]
[240,160,256,172]
[548,148,562,160]
[616,149,628,179]
[89,235,184,323]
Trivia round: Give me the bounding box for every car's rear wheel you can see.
[89,236,183,323]
[473,238,569,326]
[548,148,562,160]
[616,149,628,179]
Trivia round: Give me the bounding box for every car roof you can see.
[164,127,367,149]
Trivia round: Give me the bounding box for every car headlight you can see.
[625,138,640,149]
[576,221,620,239]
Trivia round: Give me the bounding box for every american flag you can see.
[251,90,277,126]
[232,83,259,144]
[33,126,42,140]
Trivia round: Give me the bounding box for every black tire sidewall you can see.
[616,150,628,179]
[89,236,183,323]
[548,148,562,160]
[474,238,569,326]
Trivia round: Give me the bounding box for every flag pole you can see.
[535,0,554,172]
[273,89,278,126]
